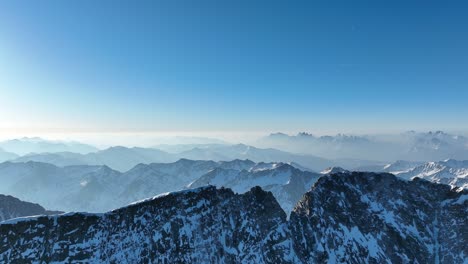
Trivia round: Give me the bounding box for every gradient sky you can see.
[0,0,467,136]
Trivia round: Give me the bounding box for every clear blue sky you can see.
[0,0,467,136]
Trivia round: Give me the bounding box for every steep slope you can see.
[0,195,63,222]
[0,186,297,263]
[398,159,468,189]
[290,172,467,263]
[189,164,321,215]
[0,174,466,263]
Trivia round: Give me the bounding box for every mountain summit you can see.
[1,172,465,263]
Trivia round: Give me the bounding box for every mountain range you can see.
[2,156,467,215]
[1,172,465,263]
[0,159,317,213]
[356,159,468,190]
[11,146,174,172]
[7,132,465,173]
[10,144,338,172]
[258,131,468,162]
[3,131,468,172]
[0,137,98,156]
[8,143,394,173]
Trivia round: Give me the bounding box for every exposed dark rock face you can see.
[0,186,297,263]
[290,172,467,263]
[0,173,466,263]
[0,194,63,222]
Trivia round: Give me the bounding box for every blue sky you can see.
[0,0,467,136]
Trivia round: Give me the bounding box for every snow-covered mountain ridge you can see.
[290,172,467,263]
[0,173,465,263]
[356,159,468,190]
[398,159,468,189]
[0,186,297,263]
[0,159,313,213]
[189,163,321,215]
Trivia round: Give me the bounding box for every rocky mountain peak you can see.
[1,173,466,263]
[290,172,467,263]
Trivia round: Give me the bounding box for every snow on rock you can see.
[382,160,424,174]
[290,172,467,263]
[0,159,316,213]
[0,186,297,263]
[189,164,321,215]
[0,172,466,263]
[398,159,468,189]
[320,166,349,174]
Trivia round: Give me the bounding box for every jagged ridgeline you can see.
[0,173,466,263]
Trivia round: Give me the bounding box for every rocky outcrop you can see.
[0,173,466,263]
[0,186,297,263]
[0,194,62,222]
[290,172,467,263]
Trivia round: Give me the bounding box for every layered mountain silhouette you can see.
[259,131,468,162]
[0,159,317,213]
[0,137,98,156]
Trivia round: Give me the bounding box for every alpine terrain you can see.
[1,172,466,263]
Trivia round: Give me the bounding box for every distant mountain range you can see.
[11,146,174,172]
[356,159,468,190]
[0,194,62,222]
[6,143,392,173]
[0,137,98,155]
[2,156,467,214]
[1,172,465,263]
[258,131,468,161]
[10,144,339,172]
[1,134,465,263]
[5,132,466,172]
[0,159,317,213]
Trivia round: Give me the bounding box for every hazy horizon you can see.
[1,129,468,149]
